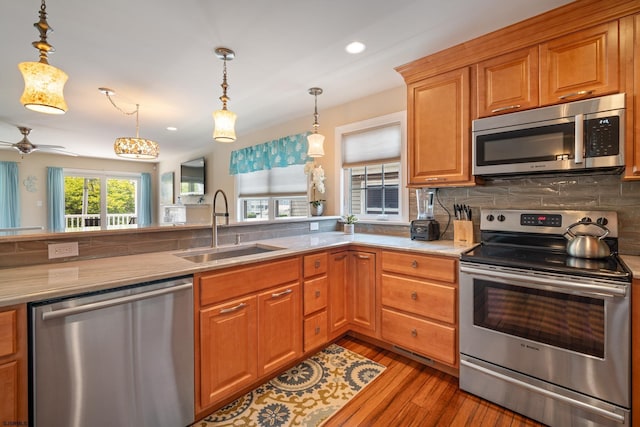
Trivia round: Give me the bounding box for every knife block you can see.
[454,220,475,244]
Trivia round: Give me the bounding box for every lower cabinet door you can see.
[258,283,302,377]
[381,308,457,366]
[199,295,258,409]
[0,360,19,423]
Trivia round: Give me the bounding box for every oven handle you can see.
[460,358,625,424]
[460,264,626,298]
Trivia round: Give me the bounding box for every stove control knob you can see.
[497,214,506,222]
[580,216,592,223]
[597,217,608,226]
[486,214,495,222]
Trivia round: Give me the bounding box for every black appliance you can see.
[410,219,440,241]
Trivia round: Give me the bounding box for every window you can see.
[64,170,141,229]
[237,164,308,221]
[337,112,407,222]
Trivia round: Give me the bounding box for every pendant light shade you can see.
[213,47,237,143]
[100,88,159,160]
[307,87,325,158]
[18,0,68,114]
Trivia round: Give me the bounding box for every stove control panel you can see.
[480,209,618,237]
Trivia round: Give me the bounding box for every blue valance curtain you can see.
[0,161,20,228]
[138,172,152,226]
[47,167,65,232]
[229,132,311,175]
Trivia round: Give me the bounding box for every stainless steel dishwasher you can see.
[29,276,194,427]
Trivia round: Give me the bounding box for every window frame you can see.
[335,111,408,223]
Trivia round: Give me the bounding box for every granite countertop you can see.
[0,232,474,307]
[621,255,640,278]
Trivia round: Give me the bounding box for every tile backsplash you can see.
[411,173,640,255]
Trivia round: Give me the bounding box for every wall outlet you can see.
[309,222,319,231]
[48,242,79,259]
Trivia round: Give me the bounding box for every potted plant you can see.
[342,214,358,234]
[306,162,326,216]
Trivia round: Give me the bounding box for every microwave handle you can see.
[574,113,584,164]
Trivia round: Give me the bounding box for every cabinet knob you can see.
[411,291,418,300]
[315,290,321,298]
[411,329,418,337]
[411,260,418,268]
[315,260,321,269]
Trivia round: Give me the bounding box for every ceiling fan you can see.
[0,126,78,157]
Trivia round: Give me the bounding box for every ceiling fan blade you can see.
[35,144,67,150]
[38,147,79,157]
[0,141,15,146]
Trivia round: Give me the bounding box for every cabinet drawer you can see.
[304,311,328,352]
[303,252,328,278]
[381,274,456,324]
[199,257,299,306]
[382,251,456,283]
[382,308,456,366]
[0,310,17,358]
[303,276,328,315]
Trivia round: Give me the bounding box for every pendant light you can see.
[212,47,237,143]
[18,0,69,114]
[307,87,325,158]
[100,88,159,160]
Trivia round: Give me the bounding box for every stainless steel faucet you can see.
[212,189,229,248]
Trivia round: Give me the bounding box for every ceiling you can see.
[0,0,574,161]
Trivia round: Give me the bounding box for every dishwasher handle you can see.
[41,282,192,321]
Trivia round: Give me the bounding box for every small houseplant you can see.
[342,214,358,234]
[306,162,326,215]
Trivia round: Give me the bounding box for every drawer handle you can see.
[411,292,418,300]
[558,90,594,100]
[271,289,293,298]
[314,260,321,269]
[491,104,521,113]
[411,260,418,268]
[411,328,418,337]
[357,254,370,260]
[315,326,321,335]
[315,290,321,298]
[335,255,347,261]
[220,302,247,314]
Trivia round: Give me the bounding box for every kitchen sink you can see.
[175,244,284,263]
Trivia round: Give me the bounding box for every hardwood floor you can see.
[325,336,545,427]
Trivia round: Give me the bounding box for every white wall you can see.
[157,86,407,219]
[0,151,157,229]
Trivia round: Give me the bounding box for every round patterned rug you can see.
[197,344,386,427]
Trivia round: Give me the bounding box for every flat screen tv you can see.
[180,157,206,196]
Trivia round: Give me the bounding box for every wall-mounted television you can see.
[180,157,206,196]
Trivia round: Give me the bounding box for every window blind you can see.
[237,164,306,198]
[342,123,401,167]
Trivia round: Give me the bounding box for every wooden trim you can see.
[396,0,640,83]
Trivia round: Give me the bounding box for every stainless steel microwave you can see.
[472,93,625,177]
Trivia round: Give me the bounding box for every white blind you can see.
[237,164,306,197]
[342,123,401,167]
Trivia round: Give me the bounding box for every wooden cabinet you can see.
[380,251,458,368]
[476,46,539,117]
[195,257,301,414]
[628,13,640,179]
[328,250,349,339]
[302,252,329,352]
[348,250,377,335]
[405,67,472,187]
[477,23,619,118]
[540,22,619,105]
[0,304,27,426]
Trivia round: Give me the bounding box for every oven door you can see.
[459,262,630,409]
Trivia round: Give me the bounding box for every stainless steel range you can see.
[459,209,631,427]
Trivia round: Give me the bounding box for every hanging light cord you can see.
[219,55,230,111]
[104,92,141,138]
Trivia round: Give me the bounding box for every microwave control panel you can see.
[585,116,619,157]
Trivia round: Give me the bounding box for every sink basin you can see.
[175,244,284,263]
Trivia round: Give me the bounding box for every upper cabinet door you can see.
[407,67,472,187]
[476,46,539,117]
[540,22,619,105]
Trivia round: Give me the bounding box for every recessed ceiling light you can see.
[166,126,178,131]
[345,41,366,54]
